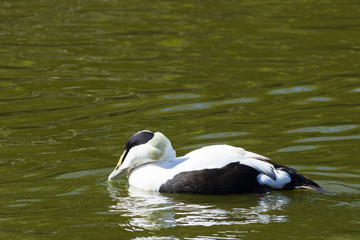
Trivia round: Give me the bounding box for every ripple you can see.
[56,187,89,196]
[320,180,360,194]
[160,98,257,112]
[278,145,318,152]
[288,125,358,134]
[268,86,316,95]
[162,93,202,100]
[56,168,107,179]
[193,132,248,140]
[296,135,360,143]
[307,97,333,102]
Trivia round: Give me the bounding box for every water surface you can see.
[1,0,359,239]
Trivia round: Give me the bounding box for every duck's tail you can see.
[278,165,324,192]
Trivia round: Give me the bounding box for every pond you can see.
[0,0,359,239]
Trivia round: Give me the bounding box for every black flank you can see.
[159,162,269,194]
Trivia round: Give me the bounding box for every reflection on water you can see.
[107,184,290,231]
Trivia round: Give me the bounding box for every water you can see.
[1,0,359,239]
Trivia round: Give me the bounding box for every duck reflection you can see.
[107,184,290,231]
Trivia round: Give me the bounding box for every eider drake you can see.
[108,130,322,194]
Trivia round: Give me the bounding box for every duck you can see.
[108,130,322,194]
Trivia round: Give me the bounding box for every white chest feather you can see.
[128,164,167,191]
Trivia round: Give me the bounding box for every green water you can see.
[1,0,359,239]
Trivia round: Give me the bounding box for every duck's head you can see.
[108,130,176,181]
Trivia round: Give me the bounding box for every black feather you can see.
[159,162,269,194]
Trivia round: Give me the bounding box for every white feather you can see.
[257,170,291,189]
[181,145,276,179]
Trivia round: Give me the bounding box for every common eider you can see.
[108,130,322,194]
